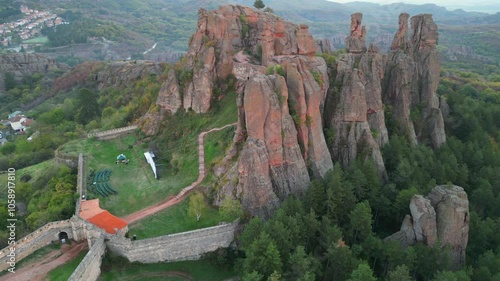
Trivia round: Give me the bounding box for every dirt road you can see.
[0,241,88,281]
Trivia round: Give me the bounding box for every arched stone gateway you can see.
[58,231,69,242]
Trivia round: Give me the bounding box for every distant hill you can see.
[16,0,500,66]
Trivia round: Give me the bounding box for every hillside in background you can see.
[0,0,495,68]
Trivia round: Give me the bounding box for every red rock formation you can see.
[150,5,324,217]
[316,39,335,54]
[386,185,469,268]
[391,13,410,51]
[384,13,445,148]
[156,69,182,114]
[324,15,388,176]
[346,13,366,53]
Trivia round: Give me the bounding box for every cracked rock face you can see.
[346,13,366,54]
[324,18,388,177]
[0,53,66,92]
[383,13,445,148]
[385,185,469,268]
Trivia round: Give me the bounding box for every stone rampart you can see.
[87,125,138,140]
[75,153,85,217]
[0,220,73,271]
[54,149,78,168]
[68,237,106,281]
[106,221,238,263]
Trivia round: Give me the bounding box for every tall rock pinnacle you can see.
[383,13,445,148]
[346,13,367,53]
[325,13,388,177]
[391,13,410,51]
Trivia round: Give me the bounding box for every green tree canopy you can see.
[253,0,265,9]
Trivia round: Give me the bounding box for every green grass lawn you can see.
[48,250,88,281]
[127,196,235,239]
[204,126,235,167]
[59,134,190,216]
[99,257,236,281]
[57,91,238,218]
[0,159,54,197]
[22,36,49,44]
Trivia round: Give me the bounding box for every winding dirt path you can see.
[122,123,237,224]
[0,241,88,281]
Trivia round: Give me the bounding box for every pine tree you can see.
[253,0,265,10]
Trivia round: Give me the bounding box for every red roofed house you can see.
[9,115,32,133]
[79,199,128,235]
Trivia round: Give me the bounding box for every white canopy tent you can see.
[144,151,158,179]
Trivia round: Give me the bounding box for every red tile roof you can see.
[87,211,128,234]
[80,199,127,234]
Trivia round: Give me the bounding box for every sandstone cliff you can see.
[0,53,67,92]
[386,185,469,268]
[141,6,447,218]
[383,13,446,148]
[95,60,166,90]
[144,5,319,118]
[324,15,388,177]
[324,12,446,177]
[149,5,331,217]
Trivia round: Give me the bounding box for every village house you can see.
[1,111,34,134]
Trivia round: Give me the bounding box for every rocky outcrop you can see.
[96,60,165,90]
[142,7,448,219]
[324,14,387,177]
[156,69,182,114]
[0,53,65,92]
[391,13,410,51]
[385,185,469,268]
[140,5,325,218]
[216,54,333,217]
[445,45,495,63]
[316,39,335,54]
[345,13,366,53]
[383,13,446,148]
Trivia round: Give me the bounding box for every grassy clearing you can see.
[23,36,49,44]
[0,159,55,196]
[58,91,238,218]
[204,127,235,168]
[128,196,234,239]
[99,256,236,281]
[47,250,88,281]
[59,134,188,216]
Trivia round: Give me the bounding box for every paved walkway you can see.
[121,123,237,224]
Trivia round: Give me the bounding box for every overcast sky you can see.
[329,0,500,13]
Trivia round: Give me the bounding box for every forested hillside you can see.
[0,2,498,280]
[232,67,500,280]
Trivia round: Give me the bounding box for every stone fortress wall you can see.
[75,153,85,217]
[68,237,106,281]
[0,220,74,272]
[87,125,138,140]
[0,151,238,280]
[107,221,238,263]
